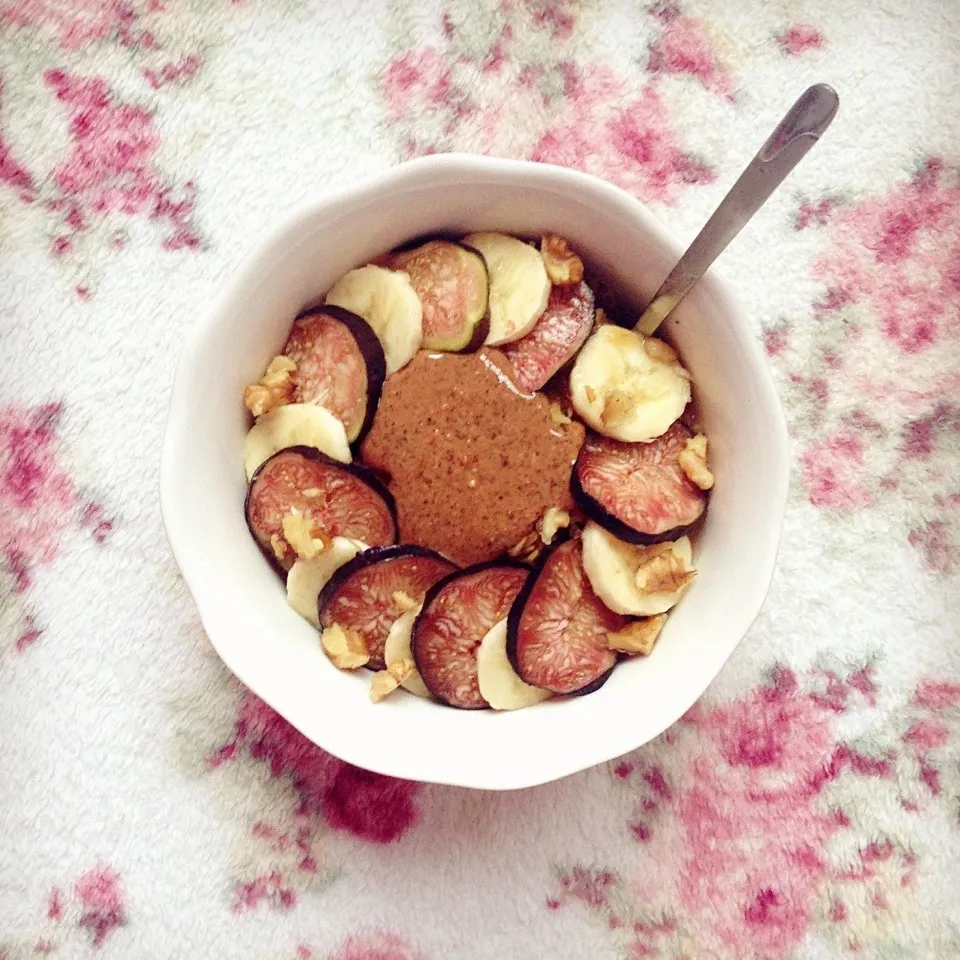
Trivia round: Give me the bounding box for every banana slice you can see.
[382,603,431,698]
[570,324,691,442]
[325,265,423,374]
[581,521,695,616]
[476,619,552,711]
[286,537,367,627]
[462,232,550,345]
[244,403,351,480]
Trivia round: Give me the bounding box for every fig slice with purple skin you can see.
[412,561,530,709]
[386,240,490,352]
[507,537,629,696]
[282,305,386,444]
[499,280,595,392]
[245,446,397,572]
[318,544,457,671]
[571,422,707,545]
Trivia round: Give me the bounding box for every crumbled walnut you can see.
[549,402,573,427]
[537,507,570,545]
[244,355,297,417]
[643,336,679,365]
[387,658,416,683]
[594,307,609,326]
[507,529,541,563]
[600,389,633,426]
[678,433,714,490]
[321,623,370,670]
[269,532,290,564]
[634,545,696,595]
[540,235,584,285]
[392,590,418,613]
[281,509,331,560]
[266,355,296,378]
[371,659,416,703]
[606,615,667,656]
[370,671,399,702]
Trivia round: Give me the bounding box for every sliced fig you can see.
[507,537,629,695]
[571,423,707,545]
[245,446,396,571]
[499,280,595,392]
[386,240,489,352]
[282,305,386,444]
[412,562,530,709]
[317,544,457,670]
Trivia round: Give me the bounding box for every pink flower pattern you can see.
[210,692,421,847]
[203,691,421,912]
[646,2,736,100]
[44,70,200,254]
[9,866,128,953]
[814,158,960,354]
[0,0,158,52]
[0,80,36,196]
[328,932,429,960]
[380,3,719,205]
[0,403,113,653]
[551,666,960,958]
[777,24,825,56]
[74,867,127,948]
[774,158,960,571]
[0,0,205,288]
[531,69,716,205]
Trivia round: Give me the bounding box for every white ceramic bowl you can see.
[160,154,789,790]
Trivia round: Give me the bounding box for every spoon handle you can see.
[635,83,839,335]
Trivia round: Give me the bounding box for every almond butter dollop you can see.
[361,349,584,566]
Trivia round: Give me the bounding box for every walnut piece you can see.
[600,389,634,427]
[540,235,584,285]
[269,532,291,564]
[370,659,416,703]
[677,433,714,490]
[548,401,573,427]
[507,529,541,564]
[321,623,370,670]
[281,509,331,560]
[392,590,418,614]
[388,658,416,683]
[244,355,297,417]
[606,615,667,656]
[634,545,696,595]
[537,507,570,545]
[370,671,399,702]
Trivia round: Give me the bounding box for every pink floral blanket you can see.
[2,1,959,958]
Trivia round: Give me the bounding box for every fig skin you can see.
[571,424,706,545]
[411,560,531,709]
[288,304,386,445]
[245,445,397,575]
[317,543,457,669]
[506,538,621,696]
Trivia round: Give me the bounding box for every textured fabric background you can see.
[2,1,959,958]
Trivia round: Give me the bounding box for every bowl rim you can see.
[160,153,791,790]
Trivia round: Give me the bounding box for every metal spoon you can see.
[635,83,839,336]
